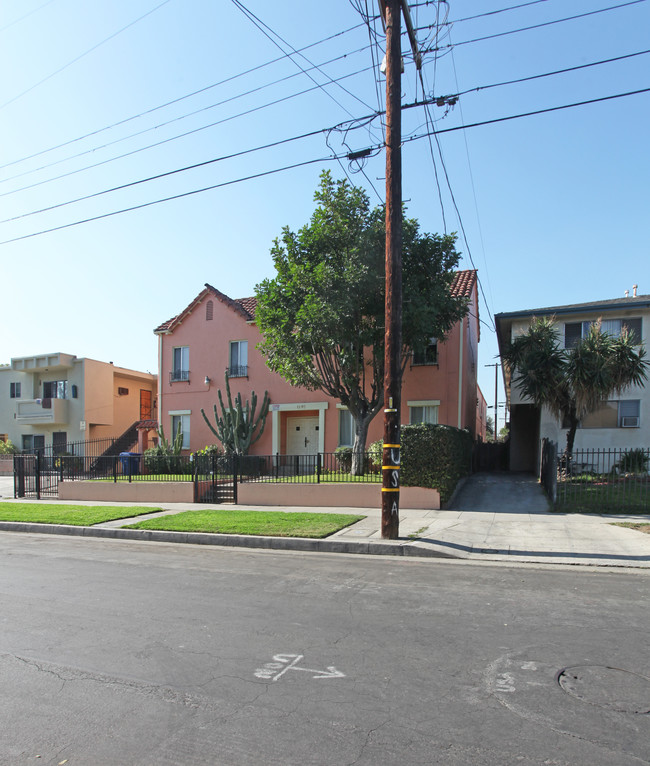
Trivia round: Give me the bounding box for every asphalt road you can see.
[0,532,648,766]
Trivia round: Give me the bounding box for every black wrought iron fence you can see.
[555,446,650,513]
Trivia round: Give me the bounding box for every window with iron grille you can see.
[171,346,189,382]
[228,340,248,377]
[412,338,438,365]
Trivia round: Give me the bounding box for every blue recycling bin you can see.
[120,452,141,475]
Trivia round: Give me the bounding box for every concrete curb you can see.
[0,521,459,559]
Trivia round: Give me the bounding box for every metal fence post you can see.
[317,453,321,483]
[35,451,41,500]
[233,453,238,504]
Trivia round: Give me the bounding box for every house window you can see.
[10,382,21,398]
[579,400,640,429]
[338,409,354,447]
[412,337,438,366]
[171,346,189,382]
[206,300,213,321]
[619,400,640,428]
[565,318,642,348]
[170,413,190,450]
[22,434,45,452]
[43,380,67,399]
[409,403,439,425]
[228,340,248,378]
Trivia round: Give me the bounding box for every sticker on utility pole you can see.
[254,654,345,681]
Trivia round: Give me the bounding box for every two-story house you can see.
[496,292,649,471]
[0,353,158,453]
[154,270,483,456]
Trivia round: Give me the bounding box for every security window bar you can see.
[170,346,190,383]
[228,340,248,378]
[412,338,438,366]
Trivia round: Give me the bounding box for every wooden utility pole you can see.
[381,0,403,539]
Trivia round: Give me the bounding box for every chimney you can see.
[633,284,638,297]
[625,290,629,298]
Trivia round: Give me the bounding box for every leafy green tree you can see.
[502,316,648,457]
[0,438,17,455]
[255,171,469,473]
[485,415,495,441]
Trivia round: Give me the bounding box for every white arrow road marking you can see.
[254,654,345,681]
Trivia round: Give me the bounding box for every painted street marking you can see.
[254,654,345,682]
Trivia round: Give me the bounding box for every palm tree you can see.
[502,317,648,458]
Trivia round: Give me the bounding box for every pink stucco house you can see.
[154,270,482,456]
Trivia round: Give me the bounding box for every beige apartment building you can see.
[0,352,157,453]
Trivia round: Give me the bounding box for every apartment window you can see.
[43,380,67,399]
[171,346,189,382]
[565,317,642,348]
[228,340,248,378]
[579,400,640,429]
[412,337,438,366]
[10,382,21,398]
[409,403,439,425]
[619,400,640,428]
[338,409,354,447]
[22,434,45,452]
[170,413,190,450]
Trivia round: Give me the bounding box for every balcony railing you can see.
[169,369,190,383]
[227,365,248,378]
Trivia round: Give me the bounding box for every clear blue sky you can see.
[2,0,648,433]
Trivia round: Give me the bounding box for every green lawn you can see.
[0,503,162,526]
[125,510,365,538]
[556,480,650,513]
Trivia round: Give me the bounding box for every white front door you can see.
[286,416,319,456]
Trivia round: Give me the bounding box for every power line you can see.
[0,64,376,195]
[421,0,648,51]
[0,0,57,34]
[0,0,173,111]
[231,0,373,116]
[3,86,647,244]
[0,21,368,173]
[0,156,340,247]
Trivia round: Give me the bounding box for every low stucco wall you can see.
[57,479,440,509]
[237,482,440,510]
[58,481,194,503]
[0,456,13,475]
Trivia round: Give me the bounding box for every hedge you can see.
[370,424,473,503]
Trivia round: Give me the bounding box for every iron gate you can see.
[13,454,60,499]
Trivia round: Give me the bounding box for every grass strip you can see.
[0,502,162,526]
[125,510,365,538]
[612,522,650,535]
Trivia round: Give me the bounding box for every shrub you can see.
[370,424,473,503]
[335,446,353,473]
[616,448,649,474]
[0,438,17,455]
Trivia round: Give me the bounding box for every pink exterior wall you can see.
[58,480,193,503]
[156,284,480,455]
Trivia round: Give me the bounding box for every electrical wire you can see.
[231,0,373,117]
[422,0,648,52]
[0,155,343,247]
[0,0,173,111]
[0,21,368,174]
[0,0,57,34]
[0,64,376,195]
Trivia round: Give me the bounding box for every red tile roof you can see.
[154,270,478,334]
[450,269,477,299]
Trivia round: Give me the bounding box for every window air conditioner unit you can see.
[621,416,640,428]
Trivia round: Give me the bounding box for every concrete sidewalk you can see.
[0,474,649,567]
